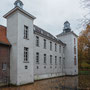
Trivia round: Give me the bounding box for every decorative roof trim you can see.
[34,25,66,46]
[56,31,78,37]
[3,6,36,19]
[0,41,11,46]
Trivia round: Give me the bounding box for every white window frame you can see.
[44,54,46,64]
[24,47,29,62]
[36,52,39,64]
[55,56,57,65]
[50,42,52,50]
[55,43,57,52]
[36,36,39,47]
[2,63,7,71]
[24,25,29,39]
[44,39,46,49]
[50,55,52,65]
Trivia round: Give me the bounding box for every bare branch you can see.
[80,0,90,28]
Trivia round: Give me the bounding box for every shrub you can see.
[81,62,90,69]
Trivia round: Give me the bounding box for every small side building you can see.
[0,25,10,84]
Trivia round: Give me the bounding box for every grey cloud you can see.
[0,0,86,35]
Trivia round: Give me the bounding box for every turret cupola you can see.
[63,21,71,33]
[14,0,24,8]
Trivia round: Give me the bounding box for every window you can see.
[37,66,39,69]
[74,46,76,54]
[44,66,46,69]
[63,58,65,68]
[25,66,28,69]
[59,45,61,53]
[36,36,39,47]
[50,55,52,65]
[59,57,61,65]
[55,56,57,65]
[59,57,61,68]
[74,38,76,45]
[2,63,7,70]
[50,66,52,68]
[24,47,29,62]
[74,56,76,65]
[55,43,57,51]
[44,54,46,64]
[44,39,46,49]
[36,52,39,64]
[55,66,57,68]
[50,42,52,51]
[24,25,29,39]
[63,47,65,53]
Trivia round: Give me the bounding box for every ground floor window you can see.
[74,56,76,65]
[2,63,7,70]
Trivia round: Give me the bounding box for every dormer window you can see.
[24,25,29,40]
[41,31,43,34]
[59,45,61,53]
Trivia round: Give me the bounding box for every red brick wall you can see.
[0,44,10,83]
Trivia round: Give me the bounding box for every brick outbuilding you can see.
[0,25,10,83]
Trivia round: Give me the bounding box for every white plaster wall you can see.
[17,11,34,85]
[7,10,34,85]
[57,33,78,75]
[33,34,65,80]
[6,7,78,85]
[71,34,78,75]
[7,11,18,85]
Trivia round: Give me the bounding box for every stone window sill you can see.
[23,61,29,63]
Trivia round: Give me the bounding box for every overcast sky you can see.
[0,0,86,36]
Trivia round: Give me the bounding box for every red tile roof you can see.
[0,25,10,45]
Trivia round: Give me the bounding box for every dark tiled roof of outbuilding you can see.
[34,25,66,46]
[0,25,11,45]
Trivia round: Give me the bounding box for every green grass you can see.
[81,62,90,69]
[79,70,90,75]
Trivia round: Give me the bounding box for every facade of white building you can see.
[3,0,78,85]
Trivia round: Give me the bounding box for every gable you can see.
[0,25,11,45]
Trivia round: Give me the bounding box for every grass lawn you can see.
[79,70,90,75]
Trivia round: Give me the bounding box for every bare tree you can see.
[81,0,90,9]
[81,0,90,26]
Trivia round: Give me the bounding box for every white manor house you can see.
[1,0,78,85]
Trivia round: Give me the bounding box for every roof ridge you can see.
[34,25,66,46]
[34,25,56,38]
[0,25,6,28]
[3,6,36,19]
[56,31,78,37]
